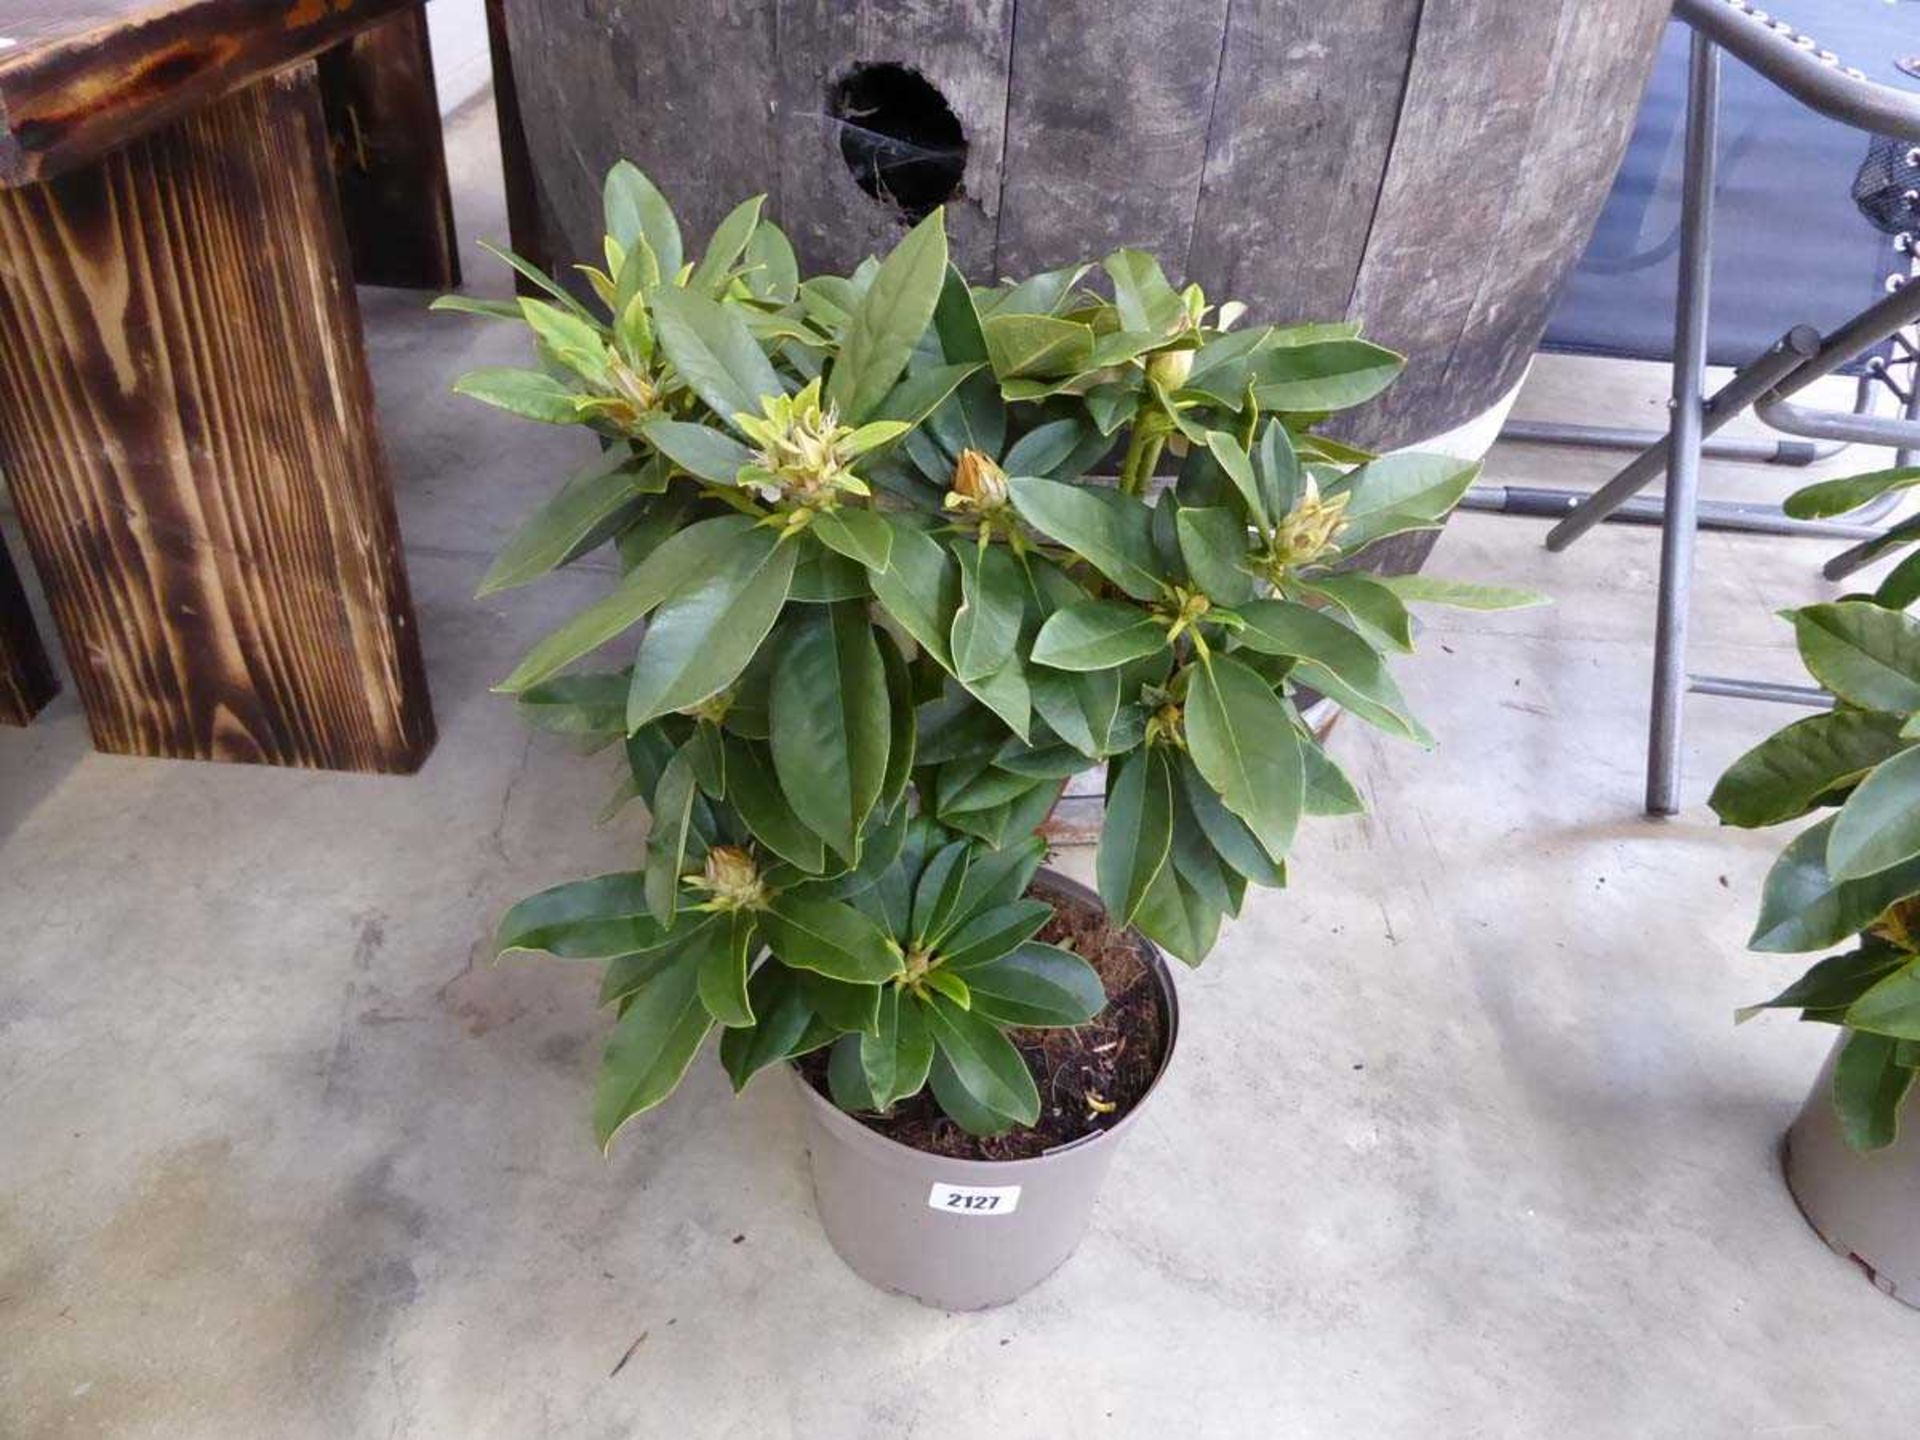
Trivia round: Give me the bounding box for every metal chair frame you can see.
[1493,0,1920,815]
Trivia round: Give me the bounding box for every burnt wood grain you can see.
[317,5,460,290]
[0,65,434,770]
[0,0,421,187]
[0,531,58,726]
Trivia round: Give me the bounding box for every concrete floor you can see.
[4,97,1917,1439]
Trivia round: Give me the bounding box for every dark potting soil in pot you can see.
[797,878,1168,1161]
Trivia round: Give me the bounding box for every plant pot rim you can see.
[788,867,1181,1175]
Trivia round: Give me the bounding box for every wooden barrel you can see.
[490,0,1666,452]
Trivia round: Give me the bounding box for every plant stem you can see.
[1118,416,1166,497]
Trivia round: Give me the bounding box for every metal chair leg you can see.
[1647,33,1721,817]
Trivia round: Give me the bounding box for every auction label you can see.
[927,1181,1021,1217]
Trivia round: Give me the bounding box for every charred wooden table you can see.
[0,1,453,770]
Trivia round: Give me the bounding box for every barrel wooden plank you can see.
[0,0,420,187]
[1345,0,1667,449]
[316,5,460,290]
[498,0,780,282]
[1432,0,1668,417]
[1184,0,1422,330]
[992,0,1231,280]
[770,0,1013,279]
[483,0,551,287]
[0,65,434,770]
[0,533,58,726]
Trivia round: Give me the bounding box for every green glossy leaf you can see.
[869,517,960,671]
[867,988,934,1108]
[761,888,903,982]
[1374,574,1549,611]
[592,961,711,1149]
[1791,602,1920,713]
[452,367,580,423]
[1097,747,1174,925]
[1233,600,1430,744]
[828,1032,879,1110]
[479,449,648,595]
[1175,506,1256,605]
[721,736,825,870]
[924,994,1040,1126]
[1031,600,1166,672]
[643,420,754,484]
[1828,745,1920,881]
[1843,958,1920,1041]
[826,209,949,423]
[644,747,699,925]
[911,839,974,949]
[476,240,596,320]
[718,962,816,1090]
[938,898,1054,972]
[1736,943,1909,1022]
[1832,1029,1915,1151]
[742,219,798,303]
[603,161,683,278]
[810,509,892,572]
[948,835,1047,931]
[1249,338,1403,412]
[516,672,630,737]
[799,970,882,1034]
[870,361,981,432]
[626,529,797,728]
[1103,248,1186,337]
[1784,466,1920,521]
[695,913,757,1026]
[981,313,1095,380]
[1301,738,1364,817]
[770,603,890,859]
[1131,848,1222,966]
[650,285,783,427]
[1301,572,1413,652]
[1710,710,1908,828]
[1334,453,1479,553]
[950,540,1027,682]
[1008,477,1162,601]
[962,941,1105,1027]
[1003,418,1089,476]
[1186,654,1304,862]
[689,194,764,295]
[1202,432,1268,535]
[959,652,1032,741]
[1177,752,1285,886]
[498,514,761,693]
[1751,816,1920,953]
[496,871,659,960]
[1252,420,1300,520]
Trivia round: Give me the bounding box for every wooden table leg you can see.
[0,532,58,726]
[0,64,435,773]
[318,6,462,290]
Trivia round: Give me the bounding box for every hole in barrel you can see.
[829,63,966,221]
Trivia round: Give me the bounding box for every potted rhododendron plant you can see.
[440,162,1535,1308]
[1710,461,1920,1307]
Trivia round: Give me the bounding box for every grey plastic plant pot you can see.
[788,870,1180,1311]
[1784,1038,1920,1308]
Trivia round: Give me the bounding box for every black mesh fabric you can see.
[1853,137,1920,236]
